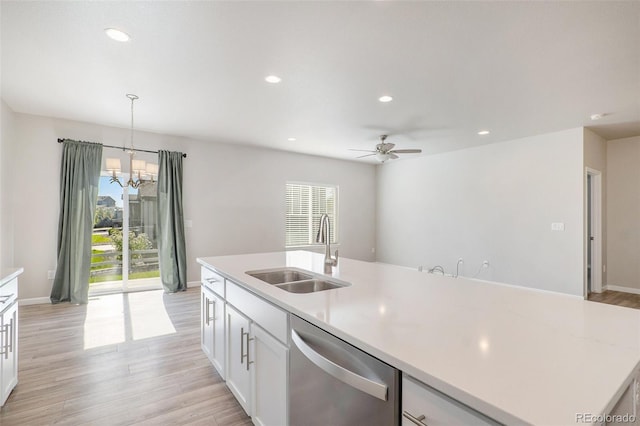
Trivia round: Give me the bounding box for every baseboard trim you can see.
[19,283,201,306]
[19,297,51,306]
[604,285,640,295]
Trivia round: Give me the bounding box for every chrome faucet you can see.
[316,213,338,274]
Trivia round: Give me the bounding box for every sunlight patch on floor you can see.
[83,290,176,349]
[128,290,176,341]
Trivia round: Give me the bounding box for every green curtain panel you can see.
[157,150,187,292]
[50,139,103,304]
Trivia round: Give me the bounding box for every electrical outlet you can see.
[482,260,490,268]
[47,270,56,280]
[458,257,464,264]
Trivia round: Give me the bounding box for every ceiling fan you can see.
[350,135,422,163]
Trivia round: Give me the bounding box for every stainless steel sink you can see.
[276,279,345,293]
[245,268,350,293]
[246,268,314,284]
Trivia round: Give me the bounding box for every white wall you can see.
[0,100,15,270]
[9,113,376,300]
[376,128,585,296]
[583,128,607,290]
[606,136,640,291]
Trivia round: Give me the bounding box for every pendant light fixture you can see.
[106,94,158,188]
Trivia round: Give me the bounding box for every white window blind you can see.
[286,183,338,247]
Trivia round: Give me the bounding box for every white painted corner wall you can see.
[0,100,15,271]
[1,103,609,300]
[5,111,376,300]
[375,128,585,296]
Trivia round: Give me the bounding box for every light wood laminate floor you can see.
[0,288,251,426]
[588,290,640,310]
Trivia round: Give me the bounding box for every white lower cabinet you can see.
[402,374,496,426]
[201,286,226,378]
[226,304,252,415]
[251,324,288,426]
[0,300,18,406]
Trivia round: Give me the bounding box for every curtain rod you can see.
[57,138,187,158]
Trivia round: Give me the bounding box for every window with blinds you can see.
[286,183,338,247]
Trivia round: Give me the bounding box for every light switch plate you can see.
[551,222,565,231]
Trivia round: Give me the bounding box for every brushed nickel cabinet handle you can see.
[7,318,13,356]
[403,411,428,426]
[240,326,246,365]
[245,331,254,371]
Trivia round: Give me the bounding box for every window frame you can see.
[285,181,339,249]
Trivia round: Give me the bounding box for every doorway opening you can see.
[586,168,603,296]
[89,165,162,295]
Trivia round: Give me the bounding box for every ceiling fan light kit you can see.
[350,134,422,163]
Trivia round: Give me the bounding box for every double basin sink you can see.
[245,267,350,294]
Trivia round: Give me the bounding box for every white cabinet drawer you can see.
[226,280,288,344]
[402,374,496,426]
[201,266,225,297]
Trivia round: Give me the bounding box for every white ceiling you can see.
[2,1,639,162]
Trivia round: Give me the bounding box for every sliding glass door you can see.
[90,152,161,295]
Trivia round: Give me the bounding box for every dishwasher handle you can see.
[291,328,388,401]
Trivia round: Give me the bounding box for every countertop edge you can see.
[1,267,24,286]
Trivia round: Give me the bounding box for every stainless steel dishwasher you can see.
[289,315,399,425]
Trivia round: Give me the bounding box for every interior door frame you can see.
[585,167,603,296]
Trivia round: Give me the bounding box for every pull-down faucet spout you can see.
[316,214,338,274]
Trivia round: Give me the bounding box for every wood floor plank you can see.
[588,290,640,310]
[0,288,251,426]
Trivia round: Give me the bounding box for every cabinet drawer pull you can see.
[403,411,428,426]
[0,294,12,304]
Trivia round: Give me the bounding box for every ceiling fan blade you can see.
[389,149,422,154]
[356,153,377,158]
[388,153,399,160]
[381,142,395,152]
[349,149,377,153]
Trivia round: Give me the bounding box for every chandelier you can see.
[105,94,159,188]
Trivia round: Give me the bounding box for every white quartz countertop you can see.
[197,251,640,425]
[0,267,24,286]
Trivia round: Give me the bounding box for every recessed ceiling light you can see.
[378,95,393,103]
[104,28,131,42]
[590,113,604,121]
[478,130,490,136]
[265,75,282,84]
[287,137,297,142]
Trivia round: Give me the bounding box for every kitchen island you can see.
[197,251,640,425]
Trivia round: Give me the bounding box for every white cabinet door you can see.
[0,301,18,406]
[251,324,288,426]
[211,292,226,379]
[402,374,496,426]
[201,287,215,363]
[227,304,252,416]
